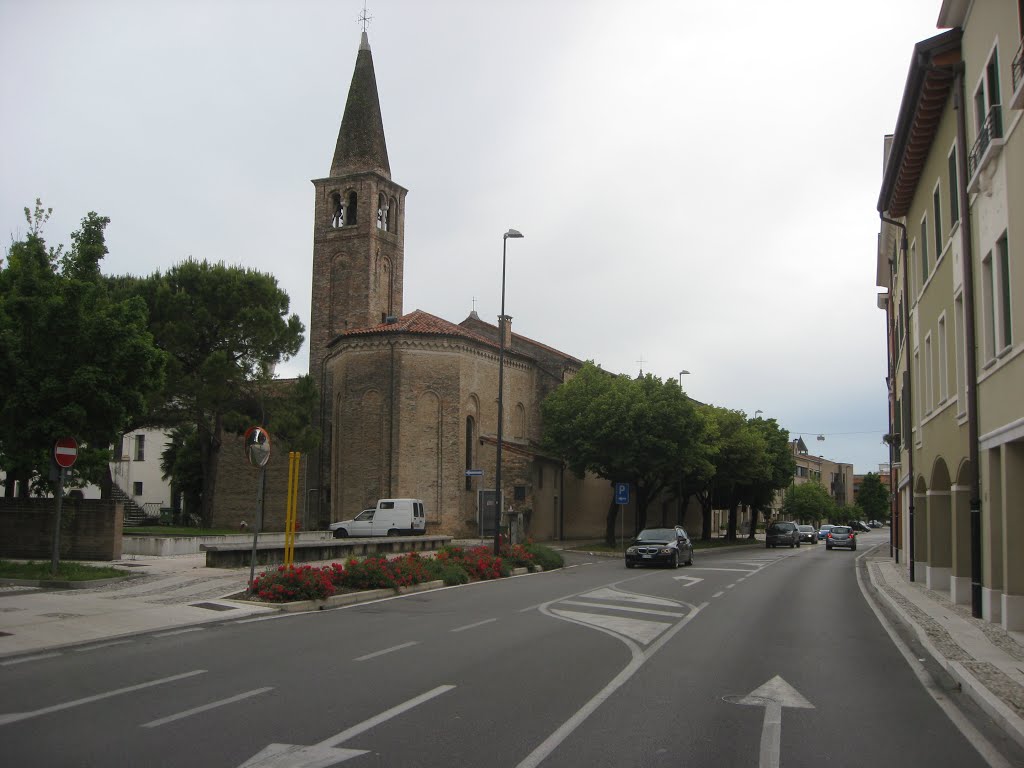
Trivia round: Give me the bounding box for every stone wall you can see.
[0,498,123,561]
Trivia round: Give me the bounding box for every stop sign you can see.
[54,437,78,468]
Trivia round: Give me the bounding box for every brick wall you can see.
[211,434,308,533]
[0,498,123,561]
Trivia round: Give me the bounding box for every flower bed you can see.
[249,542,562,604]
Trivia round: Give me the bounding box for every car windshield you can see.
[636,529,674,541]
[798,525,814,532]
[769,523,794,532]
[820,525,833,530]
[832,526,851,534]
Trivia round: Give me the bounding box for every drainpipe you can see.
[953,65,984,619]
[881,214,913,580]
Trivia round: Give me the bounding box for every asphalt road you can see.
[1,531,1019,767]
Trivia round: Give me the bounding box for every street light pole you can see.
[678,370,690,388]
[495,228,523,555]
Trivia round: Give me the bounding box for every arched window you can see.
[465,416,476,490]
[345,191,358,226]
[330,192,343,228]
[377,193,388,230]
[388,196,398,232]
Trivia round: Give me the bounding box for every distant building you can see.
[789,437,854,507]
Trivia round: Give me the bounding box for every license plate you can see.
[642,554,652,559]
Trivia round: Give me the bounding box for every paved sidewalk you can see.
[864,548,1024,750]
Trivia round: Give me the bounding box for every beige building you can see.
[789,437,854,507]
[876,1,1023,630]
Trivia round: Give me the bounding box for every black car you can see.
[765,521,801,548]
[625,527,694,569]
[797,524,817,543]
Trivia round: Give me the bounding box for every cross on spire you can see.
[636,355,646,376]
[358,2,373,32]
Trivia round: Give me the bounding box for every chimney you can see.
[499,314,512,348]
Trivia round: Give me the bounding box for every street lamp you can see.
[678,370,690,387]
[495,228,523,555]
[755,410,763,418]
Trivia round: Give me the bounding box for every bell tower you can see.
[308,30,407,525]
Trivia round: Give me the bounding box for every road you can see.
[1,531,1020,767]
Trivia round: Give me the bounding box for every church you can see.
[301,29,624,540]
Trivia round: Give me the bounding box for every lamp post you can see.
[678,370,690,387]
[495,228,523,555]
[755,410,763,418]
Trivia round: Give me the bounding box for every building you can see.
[876,1,1022,630]
[297,30,692,540]
[788,437,855,507]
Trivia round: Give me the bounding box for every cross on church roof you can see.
[636,355,646,376]
[358,3,373,32]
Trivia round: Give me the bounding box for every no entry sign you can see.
[54,437,78,468]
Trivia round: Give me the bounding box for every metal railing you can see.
[1013,38,1023,96]
[968,104,1003,180]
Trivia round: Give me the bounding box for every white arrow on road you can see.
[671,575,703,587]
[238,685,455,768]
[726,676,814,768]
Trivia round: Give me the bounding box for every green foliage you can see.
[857,473,890,520]
[781,481,837,524]
[523,542,564,571]
[0,202,166,494]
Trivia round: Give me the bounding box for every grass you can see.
[123,526,241,536]
[0,559,127,581]
[567,536,764,554]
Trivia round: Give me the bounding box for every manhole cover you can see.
[190,602,237,612]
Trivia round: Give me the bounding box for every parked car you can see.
[625,527,693,568]
[765,521,801,548]
[825,525,857,550]
[817,524,835,540]
[329,498,427,538]
[797,524,817,544]
[868,520,882,528]
[852,520,872,532]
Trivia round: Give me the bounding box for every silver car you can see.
[825,525,857,550]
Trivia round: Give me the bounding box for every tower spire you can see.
[331,26,390,179]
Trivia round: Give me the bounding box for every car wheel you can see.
[625,561,635,569]
[671,551,680,569]
[852,545,857,551]
[386,529,399,537]
[334,528,348,539]
[686,550,693,566]
[765,543,770,548]
[796,541,801,547]
[826,544,832,550]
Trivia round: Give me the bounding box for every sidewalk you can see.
[864,547,1024,750]
[2,541,1024,751]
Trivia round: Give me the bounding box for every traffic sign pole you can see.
[50,438,77,576]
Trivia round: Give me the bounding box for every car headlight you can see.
[659,547,672,555]
[626,547,638,555]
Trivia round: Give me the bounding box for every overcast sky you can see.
[1,0,947,474]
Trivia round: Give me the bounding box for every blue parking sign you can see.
[615,482,630,505]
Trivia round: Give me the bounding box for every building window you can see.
[997,233,1012,350]
[933,187,942,257]
[134,434,145,462]
[924,334,933,413]
[133,481,143,496]
[955,293,966,415]
[911,242,918,294]
[948,148,959,226]
[514,485,527,502]
[377,193,388,230]
[465,417,475,491]
[937,315,948,404]
[920,216,929,285]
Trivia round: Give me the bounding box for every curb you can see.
[0,575,135,590]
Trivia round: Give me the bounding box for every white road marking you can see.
[451,618,497,633]
[729,676,814,768]
[579,587,680,607]
[712,591,725,598]
[726,584,736,589]
[0,669,206,726]
[0,653,61,666]
[320,685,455,747]
[153,627,204,638]
[671,575,704,587]
[353,641,418,661]
[550,609,672,645]
[558,600,685,618]
[686,567,758,573]
[142,687,273,728]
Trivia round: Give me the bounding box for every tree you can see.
[121,259,307,526]
[707,407,766,541]
[541,363,710,547]
[0,203,165,496]
[857,472,890,521]
[781,481,836,524]
[739,416,797,539]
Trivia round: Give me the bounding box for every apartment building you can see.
[789,437,855,507]
[877,1,1022,630]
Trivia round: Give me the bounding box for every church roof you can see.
[336,309,498,347]
[331,31,391,179]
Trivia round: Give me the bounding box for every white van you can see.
[329,499,426,538]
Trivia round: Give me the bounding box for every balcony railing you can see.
[1012,38,1024,110]
[967,104,1003,181]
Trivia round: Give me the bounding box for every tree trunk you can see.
[198,414,223,529]
[748,506,759,540]
[698,492,713,541]
[604,494,619,548]
[726,499,739,541]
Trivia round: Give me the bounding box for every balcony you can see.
[1012,38,1024,110]
[967,104,1004,194]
